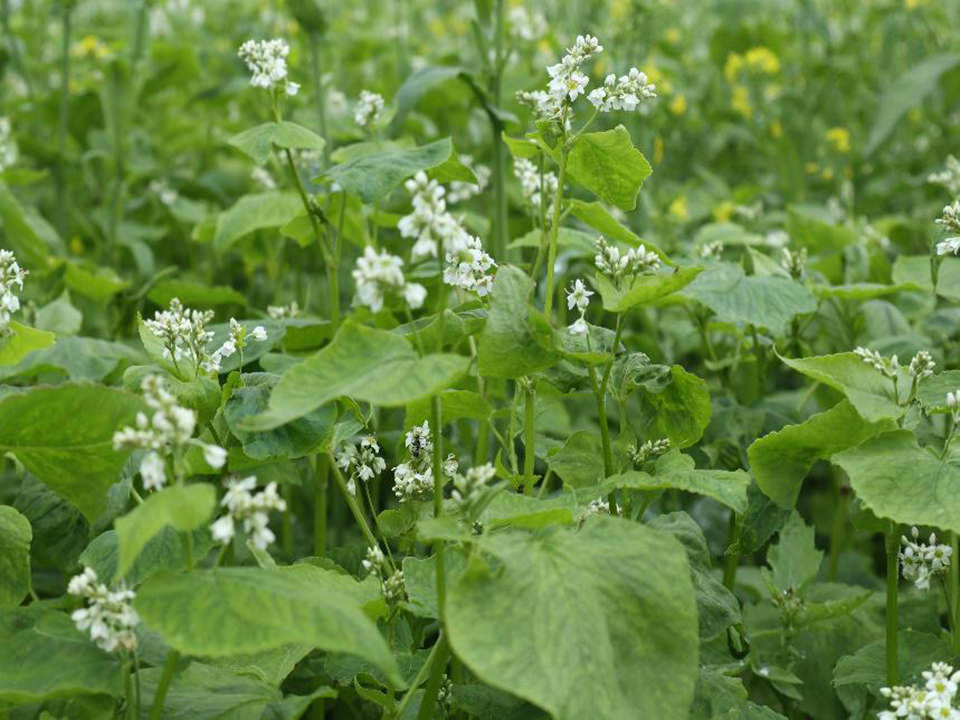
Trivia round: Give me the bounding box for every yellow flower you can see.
[821,167,835,181]
[669,93,687,116]
[724,53,743,83]
[713,202,735,222]
[770,120,783,138]
[75,35,110,59]
[669,195,689,221]
[744,47,780,75]
[731,85,752,118]
[825,127,851,153]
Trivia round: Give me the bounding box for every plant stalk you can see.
[885,523,900,685]
[147,649,180,720]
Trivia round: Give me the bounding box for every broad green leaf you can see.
[35,293,82,335]
[566,125,651,211]
[80,527,195,587]
[446,518,698,720]
[917,370,960,413]
[0,321,55,366]
[147,279,247,308]
[890,255,960,301]
[785,206,858,253]
[748,400,896,508]
[477,265,557,378]
[392,65,466,129]
[811,283,921,300]
[866,53,960,155]
[685,264,817,333]
[508,227,595,256]
[0,182,60,266]
[636,365,712,448]
[0,505,31,607]
[833,430,960,532]
[833,630,951,692]
[778,352,901,422]
[323,138,474,204]
[63,260,129,303]
[764,512,822,592]
[114,483,216,579]
[135,565,401,685]
[229,121,326,164]
[567,199,669,262]
[405,389,491,430]
[242,322,469,430]
[605,451,749,513]
[214,192,303,253]
[547,430,605,488]
[0,384,146,521]
[0,606,124,703]
[593,266,701,312]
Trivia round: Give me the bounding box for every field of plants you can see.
[1,0,960,718]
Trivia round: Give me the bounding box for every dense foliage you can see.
[1,0,960,718]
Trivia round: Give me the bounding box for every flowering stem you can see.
[328,452,383,559]
[415,633,450,720]
[523,381,536,491]
[543,128,569,318]
[430,395,447,617]
[147,649,180,720]
[885,522,900,685]
[394,633,444,718]
[314,454,328,556]
[588,364,613,479]
[123,659,136,720]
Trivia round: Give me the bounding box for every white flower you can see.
[210,515,235,544]
[210,476,286,550]
[392,421,440,501]
[337,435,387,490]
[568,316,588,335]
[354,90,385,128]
[139,451,167,491]
[398,171,473,261]
[450,462,496,515]
[251,166,276,189]
[937,201,960,235]
[267,301,299,319]
[447,155,491,205]
[249,325,267,342]
[929,155,960,196]
[148,179,179,206]
[67,567,139,653]
[589,68,657,112]
[0,249,27,332]
[237,38,298,96]
[144,298,217,375]
[443,235,497,296]
[901,526,952,590]
[513,157,558,217]
[566,278,593,312]
[853,346,900,379]
[938,237,960,256]
[203,443,227,469]
[508,6,547,41]
[629,438,671,466]
[594,237,660,284]
[362,544,386,574]
[909,350,935,380]
[352,246,426,312]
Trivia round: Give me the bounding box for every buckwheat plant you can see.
[513,157,558,218]
[935,201,960,256]
[67,567,139,654]
[237,38,299,96]
[900,527,952,591]
[595,236,661,288]
[144,298,219,377]
[450,462,499,524]
[353,89,385,129]
[929,155,960,196]
[566,278,592,335]
[352,246,427,312]
[362,545,405,604]
[214,317,268,373]
[879,662,960,720]
[210,475,287,550]
[0,249,27,332]
[629,438,671,467]
[336,435,387,496]
[392,421,455,501]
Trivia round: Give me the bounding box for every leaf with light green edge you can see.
[566,125,651,211]
[0,505,31,608]
[567,199,670,262]
[135,565,401,685]
[763,512,823,593]
[593,266,702,312]
[501,132,540,159]
[785,205,858,253]
[684,263,817,334]
[604,451,749,513]
[477,265,557,379]
[211,644,314,687]
[691,667,787,720]
[446,518,698,720]
[777,352,902,422]
[917,371,960,414]
[228,121,326,164]
[833,430,960,532]
[241,322,469,431]
[866,53,960,155]
[322,138,474,204]
[0,321,55,367]
[213,192,304,253]
[62,259,129,303]
[0,182,61,267]
[508,227,596,256]
[833,630,951,692]
[114,484,216,579]
[147,279,248,308]
[748,400,896,508]
[811,283,923,300]
[636,365,712,448]
[0,383,146,521]
[0,606,124,703]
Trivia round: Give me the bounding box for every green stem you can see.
[543,127,569,317]
[124,659,136,720]
[314,455,328,556]
[55,2,71,242]
[723,512,742,590]
[415,634,450,720]
[147,650,179,720]
[430,396,447,617]
[523,381,536,488]
[329,455,384,560]
[488,0,508,261]
[885,523,900,685]
[130,0,149,64]
[395,635,444,719]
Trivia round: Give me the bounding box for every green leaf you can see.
[508,227,596,256]
[866,53,960,155]
[0,321,55,366]
[593,266,702,312]
[566,125,652,211]
[567,199,669,262]
[114,483,216,579]
[785,205,858,254]
[135,565,401,684]
[917,370,960,414]
[0,182,61,267]
[392,65,466,130]
[229,121,326,164]
[477,266,557,379]
[637,365,712,448]
[0,505,31,608]
[748,400,896,508]
[833,430,960,532]
[765,512,823,592]
[214,192,304,253]
[778,352,902,422]
[446,519,698,720]
[0,606,124,703]
[80,527,196,587]
[685,264,817,334]
[833,630,951,692]
[0,383,146,521]
[242,322,469,431]
[547,430,605,488]
[147,279,247,308]
[323,138,474,204]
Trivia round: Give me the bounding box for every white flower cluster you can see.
[392,421,456,501]
[517,35,603,119]
[587,67,657,113]
[508,6,547,41]
[444,235,497,297]
[948,391,960,422]
[629,438,671,466]
[698,241,724,259]
[879,661,960,720]
[362,545,405,603]
[935,201,960,256]
[210,476,286,550]
[148,179,178,207]
[0,249,27,332]
[113,375,226,491]
[450,462,497,517]
[267,301,299,319]
[398,171,467,260]
[251,166,276,189]
[145,298,223,375]
[853,346,899,379]
[566,278,593,335]
[513,157,558,216]
[354,90,385,128]
[67,567,139,653]
[336,435,387,496]
[237,39,299,96]
[352,246,426,312]
[929,155,960,196]
[900,527,952,591]
[0,117,18,171]
[215,318,268,368]
[780,247,807,279]
[585,498,611,515]
[594,236,660,284]
[909,350,936,381]
[447,155,491,205]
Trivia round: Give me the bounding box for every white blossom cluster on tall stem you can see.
[929,155,960,196]
[935,201,960,256]
[513,157,558,218]
[566,278,593,335]
[594,237,660,288]
[216,318,268,370]
[392,421,457,501]
[210,475,286,550]
[362,545,405,604]
[352,246,426,313]
[353,90,384,129]
[900,527,952,591]
[879,661,960,720]
[450,462,497,524]
[67,567,139,653]
[0,249,27,332]
[237,38,299,96]
[112,375,226,491]
[629,438,671,466]
[145,298,223,376]
[336,435,387,496]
